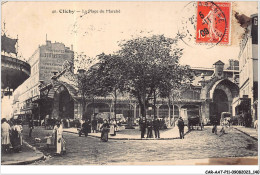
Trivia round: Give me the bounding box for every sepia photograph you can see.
[1,1,259,173]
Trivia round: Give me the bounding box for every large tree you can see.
[117,35,192,118]
[74,52,98,119]
[77,68,96,119]
[88,53,126,122]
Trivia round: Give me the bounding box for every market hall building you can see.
[36,59,240,126]
[12,40,74,120]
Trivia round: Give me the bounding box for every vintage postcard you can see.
[1,1,259,174]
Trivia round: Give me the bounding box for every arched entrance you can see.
[208,79,239,123]
[214,89,229,114]
[52,85,74,119]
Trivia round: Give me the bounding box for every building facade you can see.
[233,14,258,126]
[38,60,239,127]
[12,40,74,119]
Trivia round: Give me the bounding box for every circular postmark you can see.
[177,1,231,49]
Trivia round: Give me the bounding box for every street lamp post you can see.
[148,107,152,119]
[125,95,135,129]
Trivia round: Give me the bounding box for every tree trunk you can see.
[92,97,95,120]
[126,103,134,129]
[82,94,86,120]
[114,89,117,122]
[153,90,156,119]
[136,91,147,120]
[114,89,117,135]
[138,99,146,118]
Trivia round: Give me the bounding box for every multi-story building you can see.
[12,40,74,119]
[233,14,258,126]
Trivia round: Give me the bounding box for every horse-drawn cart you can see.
[188,115,204,131]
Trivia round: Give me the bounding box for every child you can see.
[45,133,52,149]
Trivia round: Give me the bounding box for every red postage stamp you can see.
[196,1,231,45]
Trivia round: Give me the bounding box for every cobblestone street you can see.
[21,126,258,165]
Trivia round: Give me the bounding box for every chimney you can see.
[46,40,51,46]
[213,60,224,79]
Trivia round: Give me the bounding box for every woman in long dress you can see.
[12,120,23,152]
[55,122,63,154]
[16,120,23,146]
[1,118,11,153]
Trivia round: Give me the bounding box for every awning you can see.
[235,98,251,112]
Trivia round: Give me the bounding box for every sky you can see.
[1,1,258,69]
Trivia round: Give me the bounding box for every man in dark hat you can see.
[153,118,160,138]
[177,116,185,139]
[139,117,146,139]
[82,120,89,137]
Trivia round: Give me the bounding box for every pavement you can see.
[1,125,258,165]
[34,126,258,165]
[1,140,45,165]
[108,156,259,165]
[233,125,258,140]
[63,126,189,140]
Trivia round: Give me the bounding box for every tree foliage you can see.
[117,35,193,117]
[77,34,193,119]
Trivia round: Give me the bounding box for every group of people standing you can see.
[139,117,160,139]
[139,116,185,139]
[80,118,117,138]
[80,118,117,134]
[1,118,23,153]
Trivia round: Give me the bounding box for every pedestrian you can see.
[11,120,23,152]
[153,118,160,138]
[177,116,185,139]
[53,121,59,149]
[146,120,153,138]
[81,120,89,137]
[1,118,11,153]
[212,116,218,135]
[53,122,63,155]
[219,118,228,137]
[28,118,34,137]
[92,118,97,133]
[87,119,91,133]
[139,117,146,139]
[100,119,110,140]
[17,120,23,147]
[109,119,115,136]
